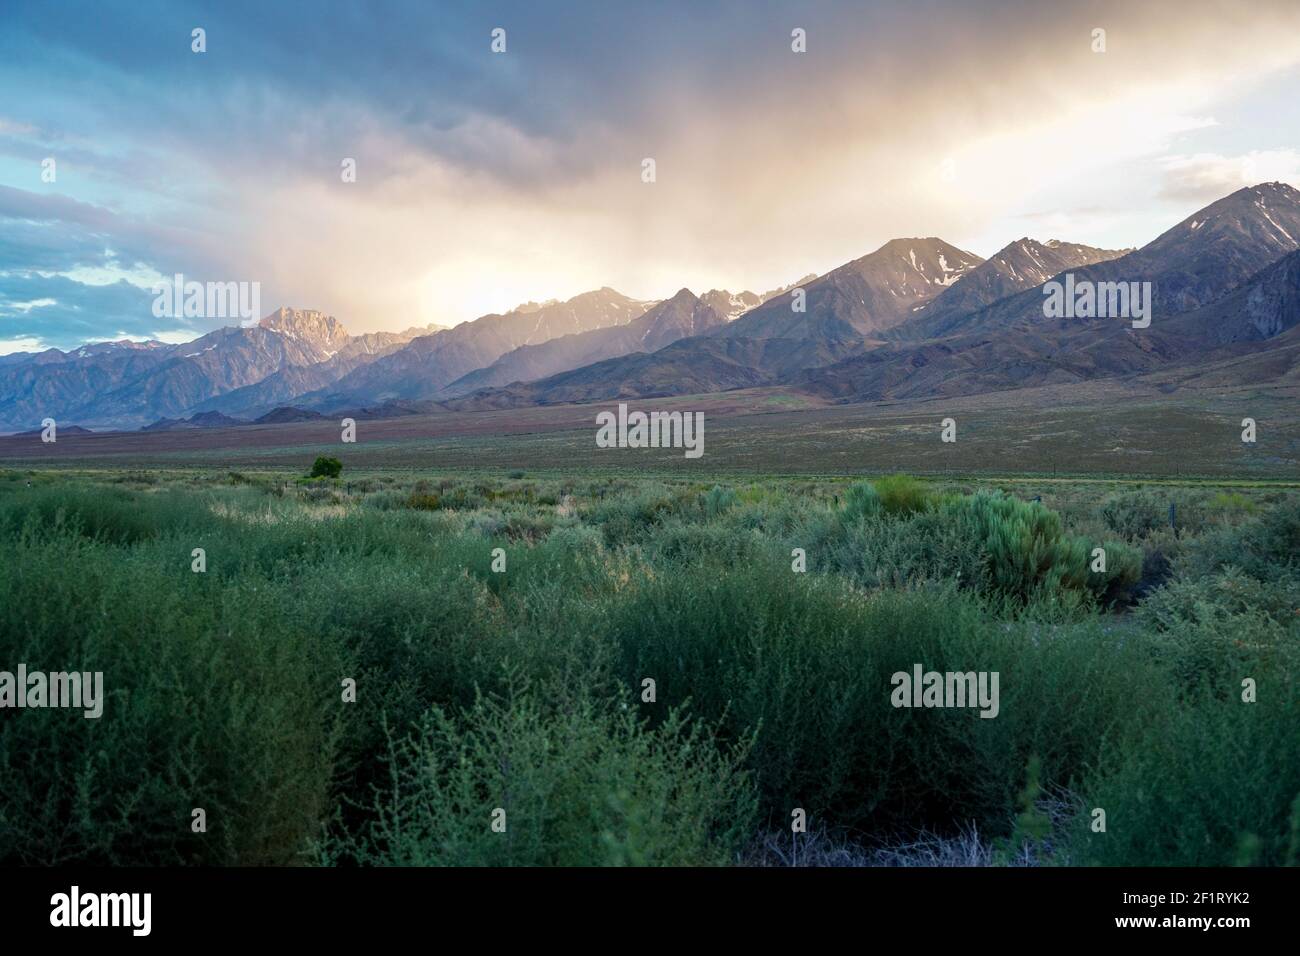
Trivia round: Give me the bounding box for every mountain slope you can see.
[796,214,1300,404]
[448,337,776,409]
[444,240,980,409]
[1160,245,1300,345]
[904,183,1300,342]
[0,347,174,432]
[0,308,440,431]
[0,339,170,369]
[142,410,246,431]
[713,238,982,341]
[439,287,775,397]
[188,322,439,418]
[901,238,1128,336]
[699,289,762,322]
[59,309,361,428]
[447,332,867,410]
[297,288,653,408]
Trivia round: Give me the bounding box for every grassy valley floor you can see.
[2,384,1297,480]
[0,467,1295,866]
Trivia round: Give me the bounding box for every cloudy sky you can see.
[2,0,1300,352]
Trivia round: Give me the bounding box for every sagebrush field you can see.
[0,467,1296,866]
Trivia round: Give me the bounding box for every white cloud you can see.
[1158,150,1300,202]
[1,297,56,313]
[109,328,202,346]
[0,117,38,136]
[59,262,167,290]
[0,335,47,355]
[148,329,201,345]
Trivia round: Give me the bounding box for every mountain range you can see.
[437,280,809,399]
[2,183,1297,433]
[449,183,1300,409]
[0,309,446,431]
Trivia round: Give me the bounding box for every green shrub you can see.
[820,508,988,591]
[0,483,204,545]
[702,484,739,518]
[363,490,408,511]
[502,514,554,541]
[872,474,931,515]
[1133,568,1298,692]
[1141,497,1300,646]
[608,561,1160,834]
[335,689,756,866]
[648,522,766,567]
[820,491,1139,606]
[0,528,345,864]
[1087,538,1144,605]
[588,487,679,546]
[939,493,1137,604]
[993,754,1052,863]
[1207,492,1257,517]
[1178,499,1300,585]
[1100,491,1166,539]
[961,493,1087,597]
[840,481,881,521]
[1140,567,1300,634]
[309,456,342,479]
[1068,688,1300,866]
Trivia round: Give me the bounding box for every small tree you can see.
[309,456,342,479]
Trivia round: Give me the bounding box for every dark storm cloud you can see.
[0,0,929,183]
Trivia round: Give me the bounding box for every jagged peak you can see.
[256,306,349,342]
